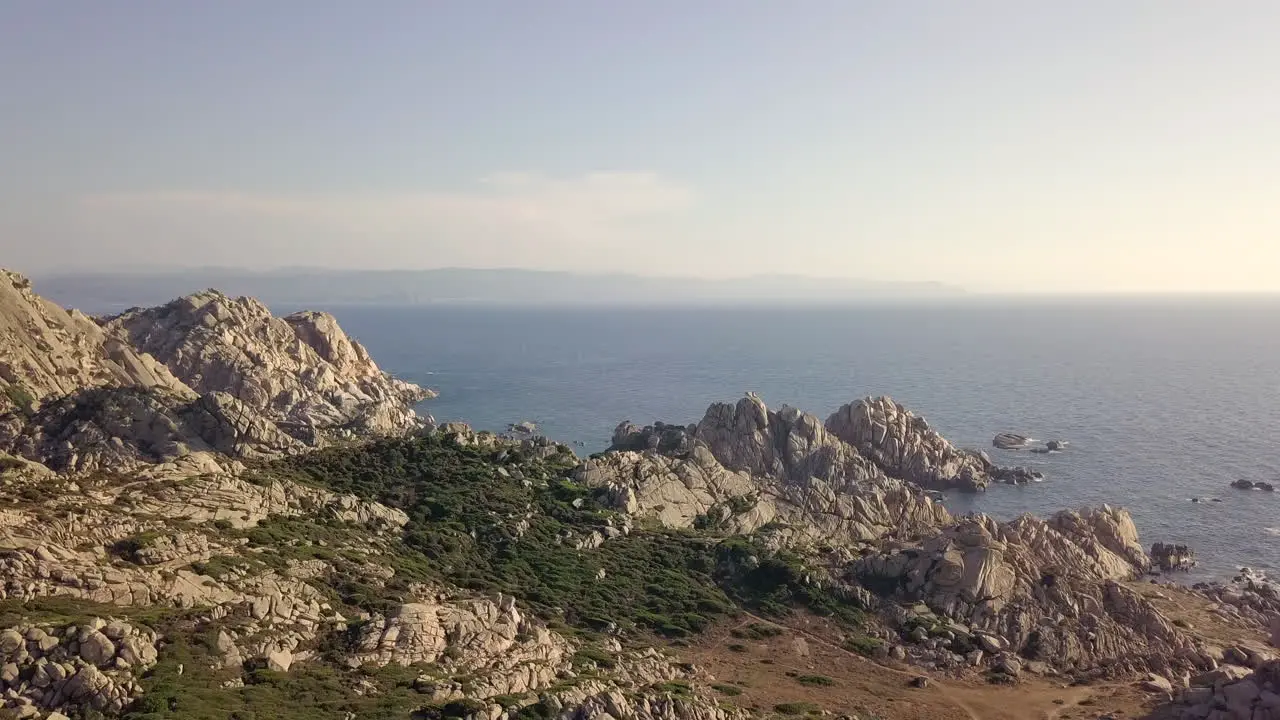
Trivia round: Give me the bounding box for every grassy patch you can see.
[711,683,743,696]
[730,622,784,640]
[264,435,862,639]
[0,597,180,629]
[795,674,835,687]
[841,636,884,657]
[774,701,822,715]
[653,680,693,697]
[2,383,35,413]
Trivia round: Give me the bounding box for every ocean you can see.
[316,299,1280,581]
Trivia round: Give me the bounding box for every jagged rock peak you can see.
[0,269,193,413]
[826,395,992,492]
[104,287,435,439]
[611,393,1001,492]
[0,270,436,472]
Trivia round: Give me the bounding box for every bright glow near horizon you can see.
[2,1,1279,293]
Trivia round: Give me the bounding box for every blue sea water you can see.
[316,299,1280,581]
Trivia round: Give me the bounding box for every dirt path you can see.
[684,612,1155,720]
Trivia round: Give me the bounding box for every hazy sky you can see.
[3,2,1279,292]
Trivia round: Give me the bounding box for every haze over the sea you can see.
[5,2,1280,295]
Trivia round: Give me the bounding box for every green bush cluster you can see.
[2,382,35,413]
[112,433,874,718]
[774,701,823,715]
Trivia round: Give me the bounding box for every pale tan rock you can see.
[106,290,433,440]
[0,270,193,414]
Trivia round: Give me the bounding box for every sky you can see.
[2,1,1279,293]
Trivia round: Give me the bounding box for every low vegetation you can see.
[774,701,823,715]
[20,433,875,718]
[265,434,868,638]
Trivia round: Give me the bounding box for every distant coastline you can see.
[32,266,964,312]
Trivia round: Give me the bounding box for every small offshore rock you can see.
[993,433,1031,450]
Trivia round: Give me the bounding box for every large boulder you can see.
[349,590,572,699]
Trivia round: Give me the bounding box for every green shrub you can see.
[795,674,835,687]
[774,702,822,715]
[711,683,743,696]
[653,680,693,697]
[2,383,34,413]
[841,636,883,657]
[730,622,784,640]
[572,646,617,670]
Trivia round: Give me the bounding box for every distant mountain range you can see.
[33,267,964,312]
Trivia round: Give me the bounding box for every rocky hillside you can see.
[105,293,432,441]
[0,271,432,473]
[0,271,190,414]
[1,271,1277,720]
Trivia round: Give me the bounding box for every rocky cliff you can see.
[0,271,191,414]
[0,271,432,472]
[105,292,432,441]
[603,394,1023,496]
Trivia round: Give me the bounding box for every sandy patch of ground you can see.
[676,613,1159,720]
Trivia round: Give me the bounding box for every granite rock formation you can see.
[0,271,190,414]
[0,271,432,472]
[104,290,433,441]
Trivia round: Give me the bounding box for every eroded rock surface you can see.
[0,272,432,472]
[0,271,191,414]
[105,291,432,441]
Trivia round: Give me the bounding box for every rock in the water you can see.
[990,466,1044,484]
[507,421,538,435]
[1151,542,1196,572]
[993,433,1031,450]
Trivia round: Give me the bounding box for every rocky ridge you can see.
[0,271,190,414]
[105,293,433,442]
[581,393,1274,688]
[0,271,432,473]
